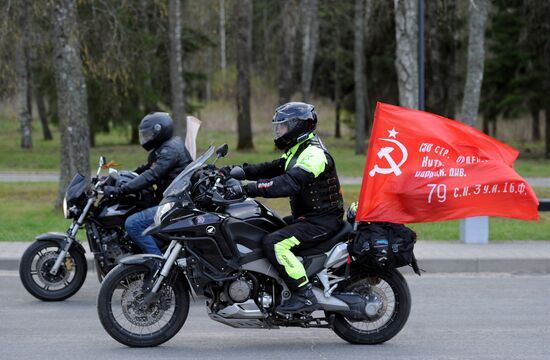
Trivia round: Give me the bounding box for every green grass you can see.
[1,182,548,241]
[1,114,549,177]
[0,182,73,241]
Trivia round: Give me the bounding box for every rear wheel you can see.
[331,269,411,344]
[97,264,190,347]
[19,240,87,301]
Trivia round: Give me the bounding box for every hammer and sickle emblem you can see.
[369,138,408,177]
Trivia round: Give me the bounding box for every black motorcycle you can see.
[97,144,412,347]
[19,157,156,301]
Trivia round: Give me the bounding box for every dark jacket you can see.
[244,134,344,221]
[122,136,192,199]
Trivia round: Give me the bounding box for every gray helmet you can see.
[138,112,174,151]
[272,102,317,150]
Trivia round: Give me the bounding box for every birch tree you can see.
[168,0,186,137]
[460,0,489,126]
[50,0,90,207]
[394,0,419,109]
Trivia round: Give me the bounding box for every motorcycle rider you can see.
[104,112,192,255]
[222,102,344,313]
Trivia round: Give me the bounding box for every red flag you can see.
[356,102,539,223]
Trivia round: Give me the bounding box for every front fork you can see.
[49,198,94,275]
[151,241,183,293]
[142,241,183,305]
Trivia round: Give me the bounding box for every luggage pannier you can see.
[348,222,421,275]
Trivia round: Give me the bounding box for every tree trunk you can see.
[425,0,459,118]
[131,123,140,145]
[394,0,419,109]
[354,0,367,154]
[531,107,541,141]
[460,0,489,127]
[219,0,227,96]
[168,0,186,137]
[235,0,254,150]
[546,105,550,159]
[139,0,155,113]
[301,0,319,103]
[278,0,299,105]
[483,114,489,134]
[36,89,53,140]
[50,0,90,207]
[15,0,32,149]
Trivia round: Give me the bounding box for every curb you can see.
[400,258,550,274]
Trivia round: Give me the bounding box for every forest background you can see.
[0,0,549,240]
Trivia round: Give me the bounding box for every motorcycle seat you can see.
[296,221,352,257]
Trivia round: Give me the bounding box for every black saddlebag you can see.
[348,222,421,275]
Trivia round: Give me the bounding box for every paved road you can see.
[1,271,549,360]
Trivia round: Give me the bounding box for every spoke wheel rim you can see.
[343,277,398,333]
[109,272,179,338]
[31,247,76,291]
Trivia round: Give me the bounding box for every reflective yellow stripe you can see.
[282,133,315,170]
[274,236,308,281]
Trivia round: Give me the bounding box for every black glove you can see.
[103,185,126,198]
[244,181,257,197]
[225,178,244,200]
[218,165,233,178]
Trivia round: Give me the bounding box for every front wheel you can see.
[331,268,411,344]
[19,240,87,301]
[97,264,190,347]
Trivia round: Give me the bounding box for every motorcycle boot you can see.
[277,283,319,313]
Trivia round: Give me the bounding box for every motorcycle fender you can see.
[35,232,86,254]
[119,254,164,270]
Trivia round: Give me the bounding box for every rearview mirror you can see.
[216,144,229,158]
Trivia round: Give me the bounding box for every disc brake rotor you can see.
[345,278,389,322]
[36,251,70,285]
[364,285,388,321]
[120,278,167,327]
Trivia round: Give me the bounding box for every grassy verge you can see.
[1,182,548,241]
[1,114,549,177]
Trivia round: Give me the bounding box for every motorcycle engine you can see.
[99,229,125,262]
[226,275,255,303]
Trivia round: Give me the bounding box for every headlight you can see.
[63,197,69,219]
[154,202,175,225]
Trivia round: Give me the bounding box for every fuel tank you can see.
[96,203,138,228]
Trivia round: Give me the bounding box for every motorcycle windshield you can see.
[163,145,215,198]
[65,173,87,202]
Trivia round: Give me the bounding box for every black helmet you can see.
[272,102,317,150]
[138,112,174,151]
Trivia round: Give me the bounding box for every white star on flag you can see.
[387,128,399,138]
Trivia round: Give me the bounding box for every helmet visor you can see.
[272,119,299,140]
[139,127,156,146]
